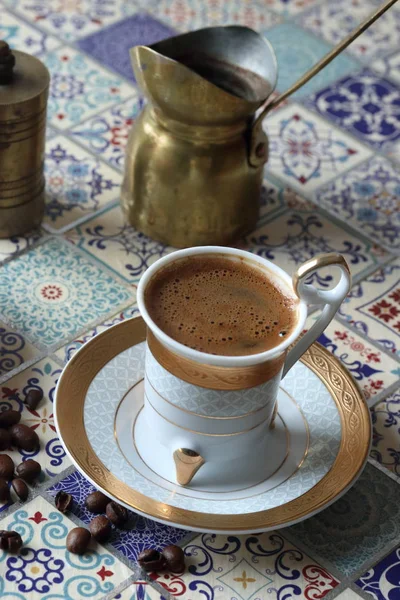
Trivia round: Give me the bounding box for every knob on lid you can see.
[0,41,50,121]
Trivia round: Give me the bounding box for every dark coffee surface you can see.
[145,255,298,356]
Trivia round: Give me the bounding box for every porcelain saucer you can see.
[55,316,371,534]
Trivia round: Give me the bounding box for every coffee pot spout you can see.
[173,448,205,486]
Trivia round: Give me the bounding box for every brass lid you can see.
[0,42,50,122]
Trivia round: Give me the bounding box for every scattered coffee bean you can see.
[0,409,21,428]
[0,530,22,552]
[0,454,14,480]
[0,429,11,451]
[138,548,166,572]
[16,459,41,483]
[89,515,111,542]
[0,478,10,503]
[66,527,91,555]
[55,491,73,513]
[10,424,39,452]
[106,501,128,527]
[24,389,43,410]
[11,478,28,501]
[162,544,185,572]
[85,491,110,514]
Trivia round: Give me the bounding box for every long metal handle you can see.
[257,0,398,126]
[249,0,399,166]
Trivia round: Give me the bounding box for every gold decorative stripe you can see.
[145,374,271,420]
[56,316,370,531]
[147,329,286,390]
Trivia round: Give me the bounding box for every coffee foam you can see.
[145,255,298,356]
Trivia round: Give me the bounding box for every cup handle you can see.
[282,253,351,378]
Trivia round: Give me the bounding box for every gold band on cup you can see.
[147,330,286,390]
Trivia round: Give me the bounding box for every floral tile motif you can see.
[150,532,339,599]
[0,319,40,377]
[43,135,121,233]
[315,156,400,254]
[149,0,281,33]
[306,70,400,152]
[286,462,400,576]
[244,188,386,285]
[355,546,400,600]
[337,257,400,356]
[0,9,59,55]
[256,0,321,16]
[71,95,144,171]
[0,357,67,506]
[42,47,133,129]
[263,23,359,99]
[373,50,400,85]
[0,230,44,265]
[263,104,372,194]
[0,237,134,347]
[114,582,166,600]
[0,495,133,600]
[47,470,190,562]
[77,14,176,82]
[298,0,400,62]
[304,316,400,403]
[54,303,139,364]
[66,205,174,285]
[370,389,400,476]
[3,0,139,41]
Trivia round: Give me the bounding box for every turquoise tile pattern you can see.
[0,0,399,598]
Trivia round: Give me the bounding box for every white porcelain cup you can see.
[136,246,351,488]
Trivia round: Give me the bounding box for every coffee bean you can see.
[0,454,14,480]
[24,389,43,410]
[0,429,11,451]
[55,491,72,513]
[16,459,41,483]
[11,478,28,501]
[0,409,21,428]
[89,515,111,542]
[10,424,39,452]
[162,544,185,572]
[138,548,166,572]
[106,501,128,527]
[0,530,22,552]
[0,478,10,503]
[85,491,110,514]
[66,527,91,555]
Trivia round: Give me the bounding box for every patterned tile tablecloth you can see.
[0,0,399,598]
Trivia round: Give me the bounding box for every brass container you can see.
[122,27,276,248]
[0,42,49,237]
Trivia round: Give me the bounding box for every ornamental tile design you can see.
[355,546,400,600]
[315,156,400,253]
[0,495,133,599]
[66,205,174,285]
[0,357,67,514]
[42,47,133,129]
[43,135,121,233]
[338,257,400,356]
[286,463,400,575]
[263,104,372,194]
[150,532,339,599]
[0,8,59,55]
[71,95,144,171]
[306,70,400,152]
[0,238,134,347]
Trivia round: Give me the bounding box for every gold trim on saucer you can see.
[55,316,370,532]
